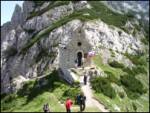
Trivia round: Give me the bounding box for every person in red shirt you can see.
[65,97,73,112]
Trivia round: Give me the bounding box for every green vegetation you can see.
[108,60,125,69]
[93,54,124,79]
[27,1,70,20]
[21,1,135,55]
[120,74,147,99]
[124,52,147,66]
[141,37,149,45]
[1,69,100,112]
[88,1,133,28]
[91,76,116,99]
[92,53,149,112]
[104,71,121,85]
[1,70,81,112]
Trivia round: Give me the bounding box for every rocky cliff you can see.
[1,1,149,94]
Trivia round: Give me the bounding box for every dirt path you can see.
[79,76,109,112]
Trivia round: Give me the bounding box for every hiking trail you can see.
[79,75,109,112]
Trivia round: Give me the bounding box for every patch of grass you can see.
[93,54,124,79]
[88,1,133,29]
[141,37,149,45]
[124,52,147,66]
[71,106,100,112]
[27,1,70,20]
[118,91,125,99]
[91,76,116,99]
[122,65,147,76]
[1,69,82,112]
[92,54,149,112]
[108,60,125,69]
[104,71,121,85]
[120,74,147,99]
[93,89,149,112]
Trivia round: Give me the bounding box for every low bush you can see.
[124,88,140,99]
[73,80,80,87]
[91,77,116,98]
[118,91,125,99]
[120,74,146,95]
[104,71,120,85]
[122,65,147,76]
[2,93,17,103]
[124,53,146,66]
[61,87,81,104]
[108,60,125,69]
[132,102,137,111]
[17,80,35,96]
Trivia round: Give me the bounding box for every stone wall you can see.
[59,27,92,69]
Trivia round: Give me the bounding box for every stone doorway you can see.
[77,52,82,67]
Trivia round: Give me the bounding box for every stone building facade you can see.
[59,28,92,70]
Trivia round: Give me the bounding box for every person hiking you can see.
[43,103,50,113]
[79,92,86,112]
[65,97,73,112]
[83,74,87,85]
[76,94,81,105]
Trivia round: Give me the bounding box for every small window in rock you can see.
[77,42,82,46]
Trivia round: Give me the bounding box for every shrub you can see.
[108,60,125,69]
[124,88,140,99]
[120,74,146,95]
[122,65,147,76]
[118,91,125,99]
[62,87,81,103]
[132,102,137,111]
[104,71,120,84]
[73,80,80,87]
[132,65,147,74]
[141,37,149,45]
[3,93,17,103]
[124,53,146,66]
[17,80,35,96]
[91,77,116,98]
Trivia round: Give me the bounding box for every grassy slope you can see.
[92,54,149,112]
[1,70,100,112]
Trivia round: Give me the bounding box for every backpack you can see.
[80,96,86,104]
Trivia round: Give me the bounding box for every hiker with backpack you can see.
[78,92,86,112]
[43,103,50,113]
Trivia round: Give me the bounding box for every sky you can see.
[1,1,24,26]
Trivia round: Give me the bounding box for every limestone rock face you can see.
[23,1,35,20]
[1,1,147,94]
[83,20,142,54]
[11,5,23,27]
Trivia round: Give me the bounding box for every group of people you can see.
[65,72,89,112]
[43,71,91,112]
[42,92,86,113]
[65,92,86,112]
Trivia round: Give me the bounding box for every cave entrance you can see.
[77,52,82,67]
